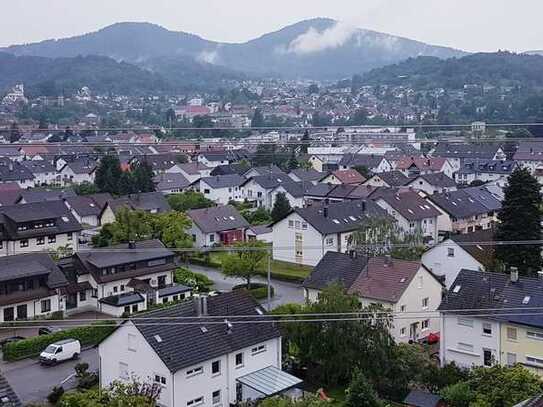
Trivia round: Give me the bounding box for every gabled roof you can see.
[153,173,191,192]
[200,174,246,189]
[327,184,358,199]
[348,257,428,303]
[210,164,248,177]
[408,172,457,188]
[348,184,381,199]
[130,290,280,372]
[175,162,210,175]
[403,389,442,407]
[438,269,543,329]
[395,156,447,171]
[245,165,286,177]
[428,189,497,218]
[18,189,76,204]
[303,251,366,291]
[433,143,502,160]
[376,190,441,221]
[243,174,292,190]
[288,168,327,183]
[279,200,388,235]
[107,192,171,214]
[513,142,543,161]
[62,157,98,174]
[99,292,146,307]
[369,171,410,187]
[0,158,34,182]
[65,195,106,217]
[22,160,56,174]
[330,169,366,185]
[187,205,249,233]
[339,154,384,168]
[449,229,495,268]
[462,186,502,211]
[274,182,312,199]
[457,159,517,175]
[305,183,336,198]
[0,252,67,288]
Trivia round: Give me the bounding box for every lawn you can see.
[204,252,312,282]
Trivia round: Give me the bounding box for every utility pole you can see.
[267,247,272,312]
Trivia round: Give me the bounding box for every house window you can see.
[458,318,474,328]
[36,237,45,246]
[526,356,543,367]
[79,291,86,302]
[295,233,303,242]
[187,397,204,407]
[186,366,203,377]
[483,349,493,366]
[48,235,56,243]
[192,234,196,242]
[421,298,429,309]
[209,234,215,243]
[132,304,138,313]
[400,305,406,312]
[154,374,167,385]
[251,344,266,355]
[204,189,210,194]
[0,241,2,249]
[295,221,301,229]
[20,239,29,248]
[507,353,517,366]
[119,362,129,379]
[421,319,429,330]
[128,334,136,352]
[507,327,518,341]
[447,248,455,257]
[67,233,73,241]
[124,306,130,314]
[400,327,406,336]
[41,299,51,313]
[235,352,244,367]
[211,360,221,375]
[120,285,125,292]
[212,390,221,405]
[457,342,474,352]
[113,286,118,293]
[302,222,308,230]
[288,220,294,228]
[482,323,492,336]
[418,276,423,288]
[527,331,543,341]
[325,237,334,246]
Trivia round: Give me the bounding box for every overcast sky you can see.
[1,0,541,52]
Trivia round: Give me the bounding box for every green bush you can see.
[3,321,116,361]
[188,257,221,268]
[174,267,213,291]
[232,283,275,300]
[47,386,64,404]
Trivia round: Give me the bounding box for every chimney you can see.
[384,255,392,266]
[128,240,136,249]
[225,319,233,334]
[323,206,328,218]
[194,295,202,316]
[510,267,519,283]
[200,294,208,316]
[8,161,13,172]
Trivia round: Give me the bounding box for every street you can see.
[187,264,305,308]
[2,348,98,404]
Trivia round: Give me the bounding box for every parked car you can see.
[38,326,63,336]
[39,339,81,365]
[0,336,25,348]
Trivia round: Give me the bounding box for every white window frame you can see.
[211,360,221,376]
[212,390,221,405]
[422,297,429,309]
[186,366,204,378]
[235,352,244,368]
[482,323,492,336]
[457,317,474,328]
[187,396,204,407]
[128,333,136,352]
[251,344,266,355]
[507,327,518,341]
[527,331,543,341]
[119,362,129,380]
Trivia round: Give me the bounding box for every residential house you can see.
[210,164,249,177]
[271,200,388,266]
[197,175,245,205]
[197,152,230,168]
[131,154,185,175]
[153,173,191,195]
[513,142,543,174]
[0,201,82,256]
[320,169,366,185]
[394,157,455,178]
[0,158,34,189]
[271,182,312,209]
[22,160,58,187]
[308,154,342,172]
[406,173,457,195]
[246,225,273,243]
[64,193,113,227]
[16,189,76,204]
[304,253,443,342]
[241,174,292,209]
[338,154,392,173]
[288,169,327,185]
[403,390,445,407]
[432,143,506,172]
[363,171,410,188]
[58,158,97,185]
[100,192,171,225]
[99,291,301,407]
[243,165,286,178]
[439,268,543,374]
[0,183,21,206]
[166,162,212,184]
[70,240,178,316]
[455,159,517,187]
[187,205,249,247]
[427,188,501,235]
[421,230,495,288]
[374,190,441,241]
[0,252,68,322]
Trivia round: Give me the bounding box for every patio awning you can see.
[236,366,303,397]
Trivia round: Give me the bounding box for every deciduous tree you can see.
[221,241,268,287]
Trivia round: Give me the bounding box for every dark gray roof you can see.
[274,182,312,198]
[153,173,191,192]
[22,160,56,174]
[327,184,358,199]
[157,284,192,297]
[280,200,388,234]
[428,189,493,218]
[513,142,543,161]
[0,200,82,240]
[449,229,495,268]
[187,205,249,233]
[0,372,22,407]
[108,192,171,214]
[210,164,248,176]
[63,157,97,174]
[65,195,103,217]
[249,225,272,235]
[18,189,76,203]
[246,165,286,177]
[339,154,384,169]
[375,190,442,221]
[433,143,502,160]
[462,186,502,212]
[244,174,292,190]
[288,168,327,183]
[0,252,67,288]
[0,158,34,182]
[129,290,280,372]
[458,159,517,175]
[99,292,145,307]
[76,239,174,269]
[303,251,366,290]
[404,390,442,407]
[305,183,336,198]
[438,269,543,329]
[133,154,183,172]
[200,174,245,189]
[200,152,229,162]
[176,162,210,175]
[371,171,410,187]
[408,172,457,188]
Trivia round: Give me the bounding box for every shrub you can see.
[77,372,99,389]
[174,267,213,291]
[232,283,275,300]
[47,386,64,404]
[3,321,116,361]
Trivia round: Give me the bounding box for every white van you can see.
[39,339,81,365]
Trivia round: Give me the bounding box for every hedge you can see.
[188,257,221,269]
[3,321,116,361]
[232,283,275,300]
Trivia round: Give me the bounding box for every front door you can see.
[3,307,14,322]
[409,322,419,342]
[16,304,27,320]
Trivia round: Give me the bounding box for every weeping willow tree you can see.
[349,217,426,261]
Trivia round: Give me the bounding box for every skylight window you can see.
[61,216,69,222]
[200,326,208,333]
[453,285,461,293]
[332,219,340,224]
[349,216,357,221]
[154,335,162,343]
[399,278,406,283]
[407,209,414,214]
[523,296,531,305]
[229,216,235,220]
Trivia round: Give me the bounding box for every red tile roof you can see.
[332,169,366,185]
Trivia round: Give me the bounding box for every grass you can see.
[206,252,312,282]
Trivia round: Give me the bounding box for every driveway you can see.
[2,348,98,404]
[188,265,305,309]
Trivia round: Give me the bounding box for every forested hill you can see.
[361,52,543,89]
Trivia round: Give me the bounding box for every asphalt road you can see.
[188,264,305,309]
[2,348,98,404]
